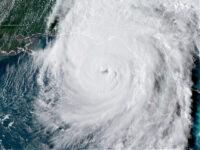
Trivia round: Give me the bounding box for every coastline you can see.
[0,33,55,57]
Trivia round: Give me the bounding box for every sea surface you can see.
[0,53,43,149]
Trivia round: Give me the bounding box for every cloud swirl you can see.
[34,0,199,149]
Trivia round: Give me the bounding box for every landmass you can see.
[0,0,57,56]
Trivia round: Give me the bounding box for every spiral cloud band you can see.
[34,0,199,149]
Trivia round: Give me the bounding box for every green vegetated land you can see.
[0,0,56,52]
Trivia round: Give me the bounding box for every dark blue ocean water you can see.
[190,56,200,150]
[0,37,89,150]
[0,35,57,150]
[0,53,48,149]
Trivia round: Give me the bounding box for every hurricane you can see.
[1,0,199,149]
[29,0,200,149]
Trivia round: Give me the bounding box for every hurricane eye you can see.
[100,68,109,74]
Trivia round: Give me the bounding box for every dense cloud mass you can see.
[34,0,200,149]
